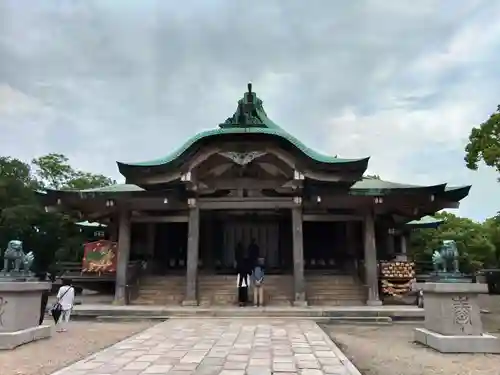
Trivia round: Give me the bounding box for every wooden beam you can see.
[303,196,372,209]
[128,198,188,211]
[132,172,182,185]
[187,146,222,171]
[200,177,292,190]
[302,214,363,222]
[131,215,188,223]
[198,197,296,210]
[436,200,460,209]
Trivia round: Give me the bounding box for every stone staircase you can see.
[306,274,366,306]
[198,275,238,306]
[133,274,365,306]
[133,274,295,306]
[198,275,294,306]
[262,275,294,306]
[133,275,185,305]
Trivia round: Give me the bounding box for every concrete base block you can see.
[366,299,383,306]
[0,324,53,350]
[181,299,198,307]
[414,327,500,353]
[292,300,308,307]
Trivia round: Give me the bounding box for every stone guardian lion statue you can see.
[1,240,35,274]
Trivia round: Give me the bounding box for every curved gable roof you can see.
[117,83,369,175]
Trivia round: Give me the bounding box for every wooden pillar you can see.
[108,216,118,242]
[386,231,395,257]
[114,208,131,305]
[399,233,408,261]
[204,217,214,270]
[345,221,357,272]
[146,223,156,258]
[364,211,382,306]
[292,205,307,306]
[183,201,200,306]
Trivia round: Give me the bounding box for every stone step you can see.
[306,290,365,296]
[310,300,365,306]
[134,274,365,306]
[306,280,359,286]
[309,296,365,302]
[134,276,186,305]
[140,281,186,287]
[306,275,365,306]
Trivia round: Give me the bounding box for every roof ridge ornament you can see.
[219,82,266,129]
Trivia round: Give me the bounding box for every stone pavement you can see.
[50,318,361,375]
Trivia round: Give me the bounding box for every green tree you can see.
[465,105,500,176]
[0,154,114,272]
[410,212,496,273]
[31,153,74,189]
[483,216,500,265]
[32,153,115,190]
[65,171,115,190]
[0,157,39,213]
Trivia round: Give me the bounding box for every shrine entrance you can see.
[303,221,362,274]
[199,210,293,274]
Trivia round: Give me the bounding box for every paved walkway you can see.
[51,319,360,375]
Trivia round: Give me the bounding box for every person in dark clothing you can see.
[247,238,260,268]
[234,242,244,268]
[236,258,251,306]
[38,272,52,325]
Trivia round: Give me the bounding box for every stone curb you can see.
[317,325,363,375]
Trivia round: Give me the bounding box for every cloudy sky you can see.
[1,0,499,221]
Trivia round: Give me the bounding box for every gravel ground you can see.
[323,322,500,375]
[321,294,500,375]
[0,321,153,375]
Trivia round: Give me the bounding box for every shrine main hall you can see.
[41,84,470,307]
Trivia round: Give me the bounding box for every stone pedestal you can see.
[0,282,53,350]
[414,282,500,353]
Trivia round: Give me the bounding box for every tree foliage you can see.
[465,105,500,175]
[0,154,114,273]
[32,153,115,189]
[409,212,497,273]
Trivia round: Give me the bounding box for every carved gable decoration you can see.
[218,151,266,166]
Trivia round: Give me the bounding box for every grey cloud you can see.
[0,0,499,219]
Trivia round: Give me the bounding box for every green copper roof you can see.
[51,179,468,199]
[77,184,144,193]
[352,178,421,190]
[43,184,143,195]
[117,83,368,169]
[406,215,444,228]
[349,177,446,195]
